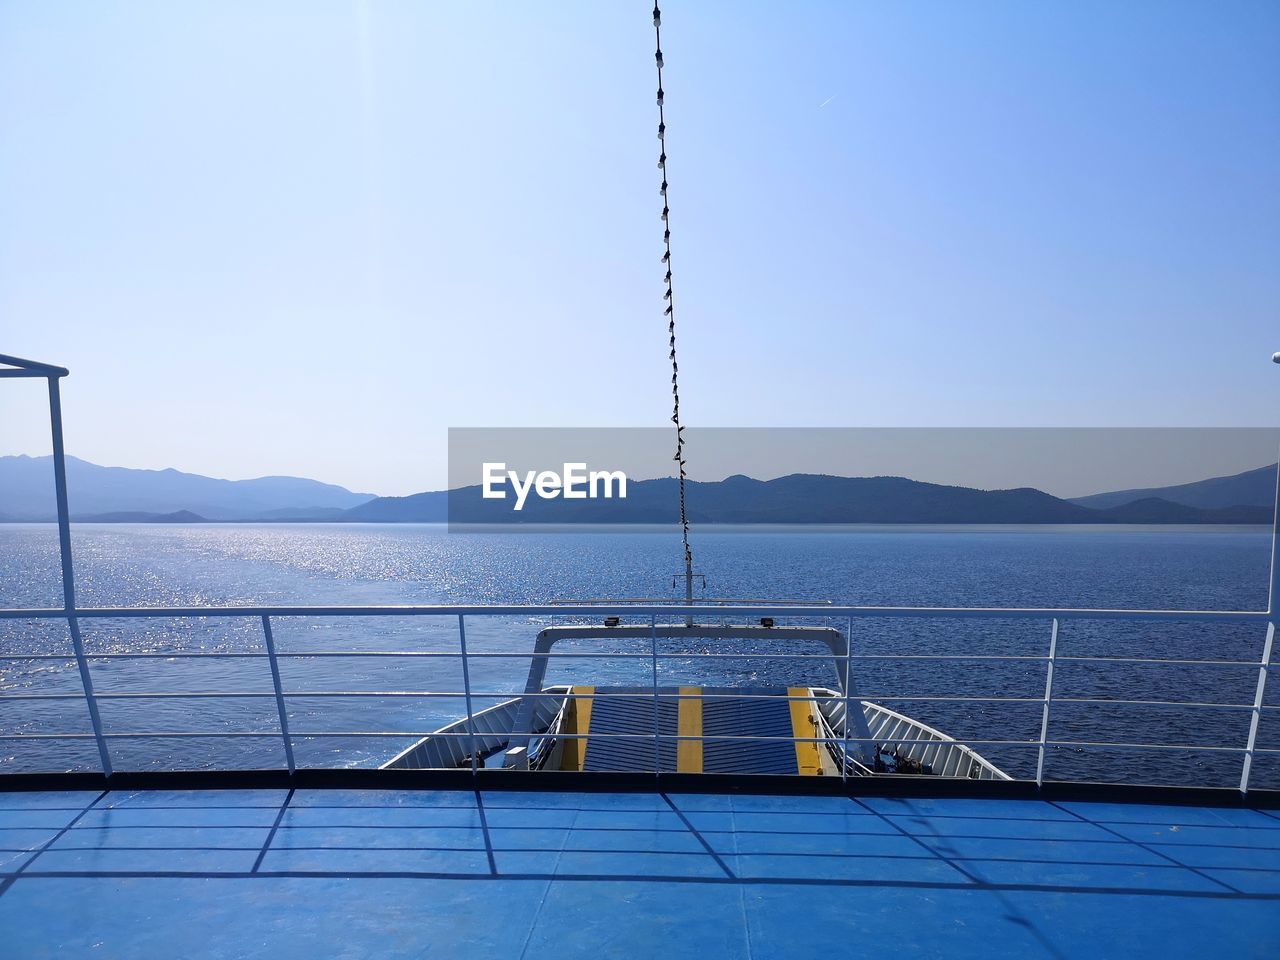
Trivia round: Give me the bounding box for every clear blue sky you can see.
[2,1,1278,496]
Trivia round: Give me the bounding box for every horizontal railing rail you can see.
[0,604,1272,620]
[0,601,1275,792]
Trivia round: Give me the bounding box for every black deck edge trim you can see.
[0,770,1277,808]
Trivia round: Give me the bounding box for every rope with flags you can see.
[652,3,695,604]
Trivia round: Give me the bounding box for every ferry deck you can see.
[1,786,1278,959]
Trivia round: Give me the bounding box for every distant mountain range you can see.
[1068,463,1278,511]
[0,455,374,521]
[0,455,1274,525]
[354,471,1274,525]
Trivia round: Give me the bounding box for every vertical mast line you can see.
[652,4,694,608]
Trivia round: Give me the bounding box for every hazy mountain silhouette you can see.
[2,456,1273,524]
[0,454,374,521]
[343,490,449,522]
[77,509,210,523]
[1070,463,1277,511]
[349,472,1273,525]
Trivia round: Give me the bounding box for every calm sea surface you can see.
[1,523,1277,787]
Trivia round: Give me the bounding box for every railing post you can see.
[1035,618,1059,787]
[458,614,478,775]
[1240,620,1275,795]
[841,617,852,781]
[1268,453,1280,619]
[1245,440,1280,794]
[260,615,294,774]
[47,375,112,776]
[650,615,661,778]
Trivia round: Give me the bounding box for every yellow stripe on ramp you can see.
[676,686,702,773]
[788,686,822,776]
[559,685,594,771]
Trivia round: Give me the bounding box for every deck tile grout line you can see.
[516,797,579,960]
[730,799,754,960]
[850,797,983,885]
[1046,800,1243,895]
[250,788,294,873]
[660,793,735,878]
[4,867,1277,900]
[0,788,108,899]
[473,790,498,876]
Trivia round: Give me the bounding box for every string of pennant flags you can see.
[653,3,693,583]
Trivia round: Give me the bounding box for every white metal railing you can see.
[0,602,1276,791]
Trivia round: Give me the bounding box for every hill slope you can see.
[0,455,375,521]
[1071,463,1277,511]
[348,473,1273,525]
[3,456,1273,525]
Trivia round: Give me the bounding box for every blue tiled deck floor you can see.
[1,789,1278,959]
